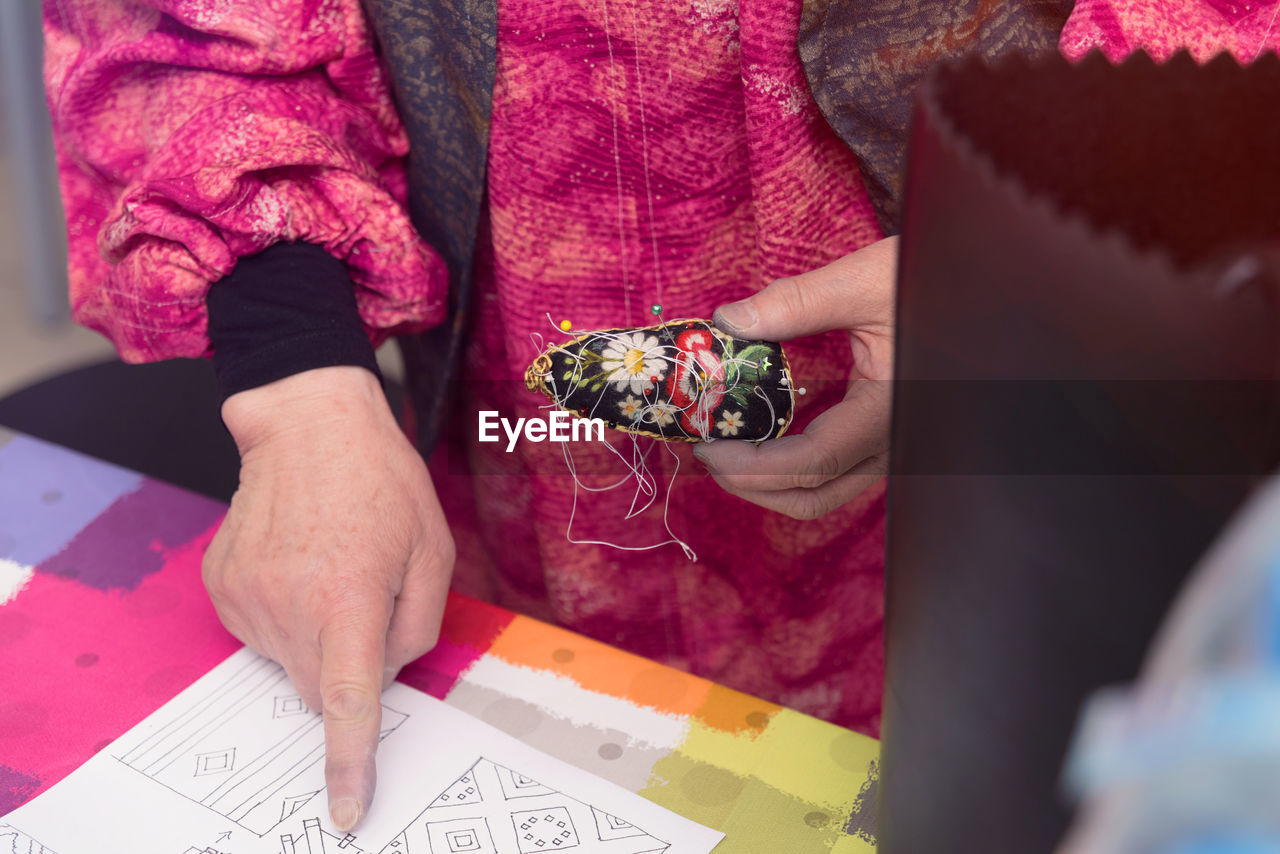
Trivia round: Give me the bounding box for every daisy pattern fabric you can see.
[526,320,794,442]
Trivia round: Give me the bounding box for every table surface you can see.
[0,427,879,853]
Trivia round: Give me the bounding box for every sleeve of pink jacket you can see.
[1061,0,1280,61]
[43,0,449,363]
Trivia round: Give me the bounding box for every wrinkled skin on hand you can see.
[695,236,897,519]
[203,366,454,832]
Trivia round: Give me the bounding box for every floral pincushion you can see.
[525,319,795,442]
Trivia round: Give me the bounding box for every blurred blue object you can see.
[1167,837,1280,854]
[1061,479,1280,854]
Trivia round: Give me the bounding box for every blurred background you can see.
[0,3,116,400]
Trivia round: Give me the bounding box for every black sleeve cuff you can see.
[207,243,382,402]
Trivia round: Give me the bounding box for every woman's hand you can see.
[694,236,897,519]
[203,366,454,832]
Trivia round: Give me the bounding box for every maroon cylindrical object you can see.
[881,51,1280,853]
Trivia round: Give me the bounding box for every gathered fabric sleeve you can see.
[43,0,449,363]
[1061,0,1280,62]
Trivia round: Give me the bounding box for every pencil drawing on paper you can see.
[115,654,408,836]
[179,828,235,854]
[0,823,58,854]
[378,758,671,854]
[279,817,366,854]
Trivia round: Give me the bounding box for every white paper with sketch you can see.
[1,647,724,854]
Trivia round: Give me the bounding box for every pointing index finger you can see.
[319,610,390,832]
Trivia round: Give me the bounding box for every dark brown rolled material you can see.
[880,51,1280,853]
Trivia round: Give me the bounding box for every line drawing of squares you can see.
[279,817,366,854]
[0,823,59,854]
[512,807,577,852]
[273,695,309,719]
[115,654,408,836]
[376,758,669,854]
[414,817,497,854]
[194,747,236,777]
[444,826,487,854]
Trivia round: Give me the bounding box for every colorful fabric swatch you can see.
[525,320,794,442]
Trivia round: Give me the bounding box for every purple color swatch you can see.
[36,479,224,592]
[0,435,142,567]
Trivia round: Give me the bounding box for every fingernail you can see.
[714,301,757,336]
[691,443,716,471]
[331,797,362,832]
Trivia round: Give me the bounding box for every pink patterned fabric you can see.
[43,1,447,362]
[1061,0,1280,62]
[436,0,888,730]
